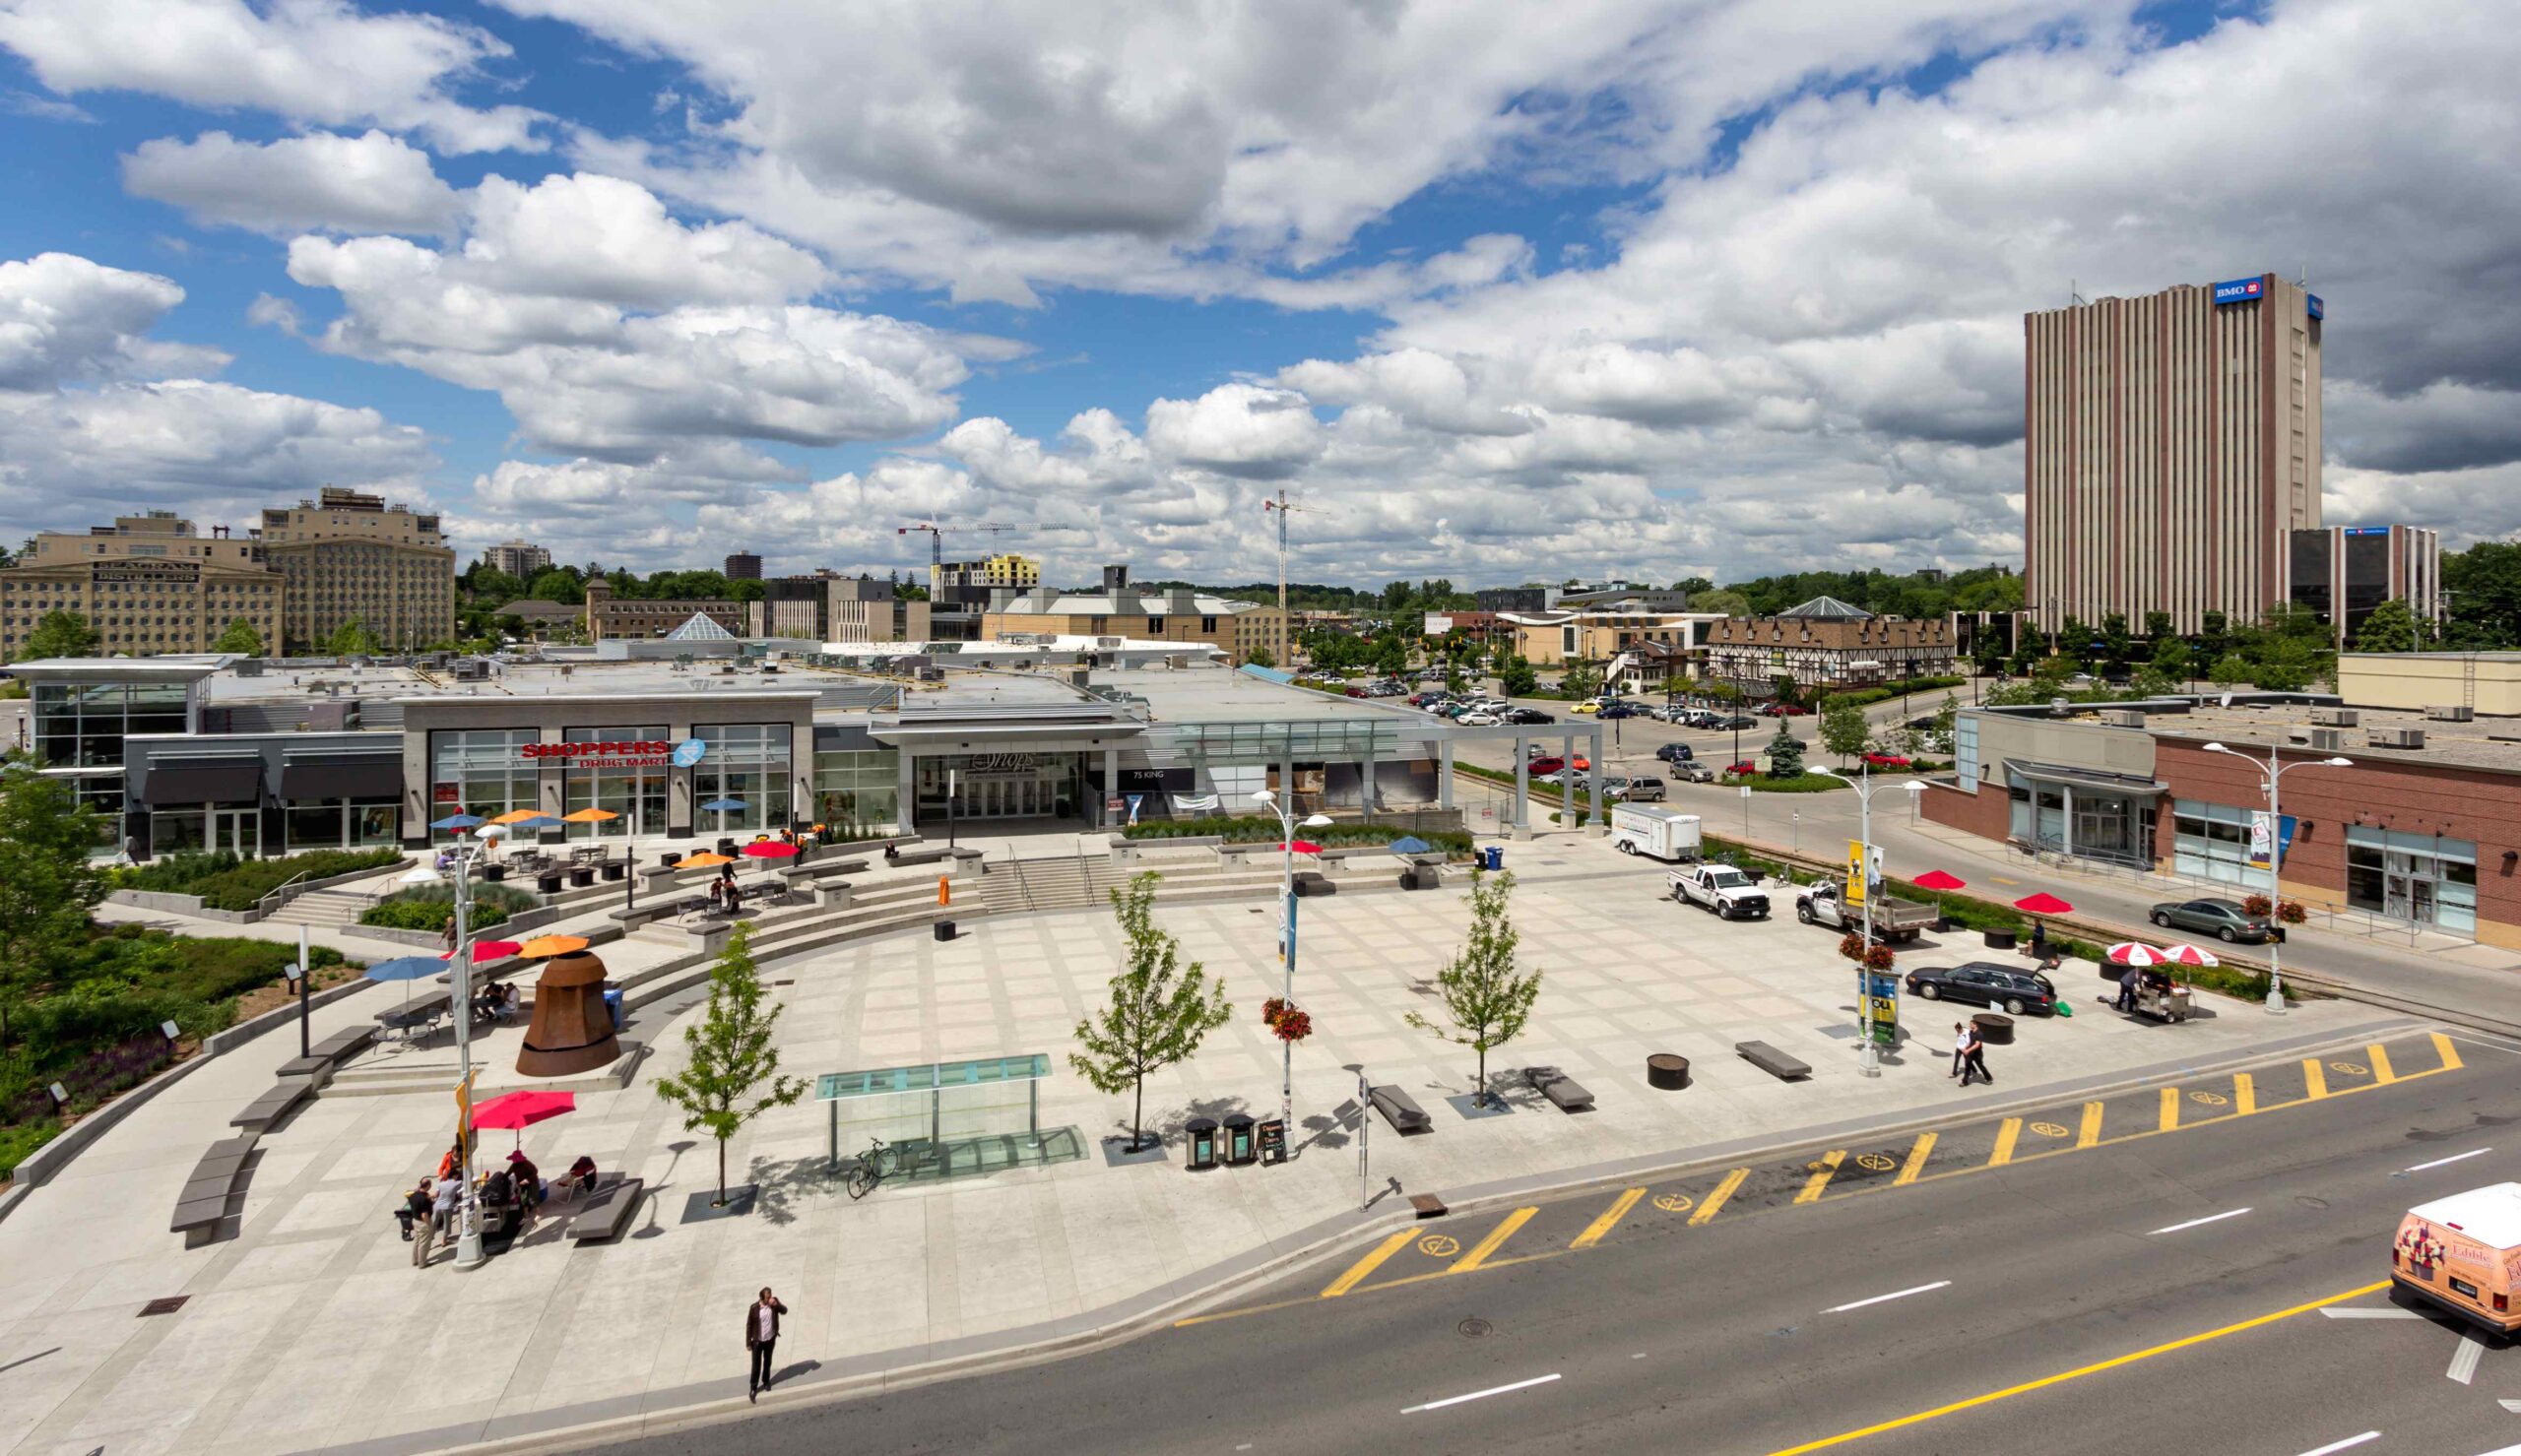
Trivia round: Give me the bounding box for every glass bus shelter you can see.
[817,1053,1063,1176]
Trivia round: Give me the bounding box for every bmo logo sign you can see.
[2211,276,2265,306]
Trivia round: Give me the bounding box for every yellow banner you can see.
[1846,841,1867,906]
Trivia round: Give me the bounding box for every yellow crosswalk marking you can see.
[1453,1207,1537,1272]
[2234,1073,2256,1116]
[2160,1087,2181,1131]
[1896,1133,1937,1186]
[2303,1059,2328,1100]
[1572,1189,1646,1250]
[2369,1043,2396,1085]
[1321,1230,1418,1298]
[1797,1151,1844,1204]
[2077,1102,2103,1149]
[1692,1168,1749,1226]
[1989,1118,2022,1167]
[2434,1032,2463,1072]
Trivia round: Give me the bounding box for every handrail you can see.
[255,868,315,919]
[1003,843,1034,910]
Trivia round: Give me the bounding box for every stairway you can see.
[272,886,379,927]
[990,855,1121,914]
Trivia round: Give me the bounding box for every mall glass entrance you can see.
[915,754,1084,822]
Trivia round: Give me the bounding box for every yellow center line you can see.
[2233,1073,2256,1117]
[2076,1101,2103,1149]
[1797,1151,1845,1203]
[2159,1086,2180,1132]
[2433,1032,2462,1071]
[1760,1280,2391,1456]
[1452,1207,1537,1272]
[2302,1058,2328,1100]
[1988,1118,2022,1168]
[2368,1043,2396,1085]
[1572,1188,1647,1250]
[1320,1229,1418,1298]
[1895,1132,1937,1186]
[1692,1168,1750,1226]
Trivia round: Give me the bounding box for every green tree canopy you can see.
[526,568,585,605]
[1498,656,1539,697]
[1819,700,1871,762]
[2351,598,2423,655]
[651,922,806,1206]
[1404,868,1538,1108]
[1766,722,1807,777]
[211,617,264,656]
[1068,872,1232,1153]
[0,753,108,1045]
[19,609,97,662]
[323,617,380,657]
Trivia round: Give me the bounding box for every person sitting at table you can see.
[724,879,746,915]
[562,1155,599,1199]
[707,878,727,914]
[509,1151,543,1217]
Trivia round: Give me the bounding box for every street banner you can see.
[1863,970,1899,1046]
[1846,841,1868,906]
[1126,793,1143,825]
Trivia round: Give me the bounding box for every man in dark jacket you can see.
[746,1287,788,1400]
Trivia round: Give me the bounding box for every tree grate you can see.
[139,1297,189,1317]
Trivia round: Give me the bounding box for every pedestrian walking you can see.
[428,1173,462,1260]
[1950,1022,1970,1079]
[1961,1025,1993,1087]
[440,912,458,955]
[745,1287,788,1401]
[410,1178,439,1266]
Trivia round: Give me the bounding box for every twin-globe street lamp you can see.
[2201,742,2352,1014]
[1812,761,1929,1078]
[400,821,508,1272]
[1253,789,1332,1134]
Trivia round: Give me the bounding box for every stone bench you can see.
[228,1075,318,1134]
[1369,1083,1431,1134]
[565,1175,645,1243]
[1734,1041,1812,1082]
[1522,1065,1595,1111]
[169,1134,258,1234]
[275,1024,376,1083]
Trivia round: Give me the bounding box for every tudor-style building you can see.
[1702,596,1957,696]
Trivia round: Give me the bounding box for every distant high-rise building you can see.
[0,512,282,659]
[257,487,454,651]
[483,538,551,580]
[724,551,763,581]
[2290,525,2443,649]
[928,552,1040,641]
[2024,272,2323,635]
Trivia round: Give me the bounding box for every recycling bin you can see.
[1222,1112,1257,1166]
[602,987,624,1032]
[1186,1116,1219,1171]
[1483,846,1505,871]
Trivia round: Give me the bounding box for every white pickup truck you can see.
[1792,880,1938,943]
[1668,863,1772,920]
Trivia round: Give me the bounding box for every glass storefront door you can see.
[915,754,1079,821]
[215,807,259,856]
[2348,827,2477,935]
[693,724,793,834]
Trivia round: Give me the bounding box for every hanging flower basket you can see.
[1837,932,1867,962]
[1862,942,1897,972]
[2241,894,2274,917]
[2276,900,2307,924]
[1261,998,1313,1042]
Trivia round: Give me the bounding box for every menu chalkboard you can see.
[1257,1117,1288,1165]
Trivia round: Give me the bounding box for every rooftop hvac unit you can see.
[2292,727,2345,752]
[2310,707,2359,727]
[2424,704,2474,722]
[2367,727,2426,749]
[2099,709,2146,728]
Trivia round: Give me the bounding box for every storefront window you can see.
[562,726,670,838]
[2346,826,2477,935]
[429,728,538,838]
[812,747,900,832]
[693,724,792,834]
[151,808,205,855]
[2172,798,2255,886]
[283,796,401,851]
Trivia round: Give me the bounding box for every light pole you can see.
[1253,789,1331,1136]
[1814,764,1929,1078]
[401,821,508,1271]
[2201,743,2351,1014]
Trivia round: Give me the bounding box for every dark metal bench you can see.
[170,1134,258,1234]
[229,1075,318,1133]
[1734,1041,1812,1081]
[1522,1065,1595,1111]
[1368,1084,1432,1134]
[565,1175,645,1242]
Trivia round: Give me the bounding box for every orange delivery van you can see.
[2393,1182,2521,1334]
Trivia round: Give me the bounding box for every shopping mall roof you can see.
[1993,694,2521,776]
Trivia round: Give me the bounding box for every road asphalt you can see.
[576,1025,2521,1456]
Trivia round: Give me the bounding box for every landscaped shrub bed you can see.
[1123,815,1474,855]
[115,847,406,911]
[357,881,538,931]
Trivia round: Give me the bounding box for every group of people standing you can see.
[398,1150,601,1266]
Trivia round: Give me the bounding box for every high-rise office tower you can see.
[259,487,454,651]
[724,551,762,581]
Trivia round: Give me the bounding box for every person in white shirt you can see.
[745,1287,788,1400]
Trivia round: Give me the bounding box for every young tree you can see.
[18,609,98,661]
[2209,652,2252,685]
[1934,691,1962,737]
[211,617,264,656]
[1819,699,1871,763]
[1244,644,1276,669]
[0,754,107,1046]
[652,922,806,1206]
[1498,656,1539,697]
[1068,871,1232,1153]
[324,617,380,657]
[1765,722,1807,778]
[1405,868,1539,1108]
[2352,598,2422,655]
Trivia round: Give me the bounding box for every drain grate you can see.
[139,1296,189,1317]
[1457,1317,1492,1340]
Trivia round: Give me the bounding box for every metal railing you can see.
[255,868,316,920]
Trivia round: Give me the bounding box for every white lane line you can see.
[2295,1434,2380,1456]
[2406,1148,2493,1173]
[1824,1281,1951,1314]
[1400,1373,1562,1414]
[2451,1335,2488,1385]
[2499,1398,2521,1413]
[2321,1307,2425,1319]
[2148,1208,2253,1235]
[2468,1444,2521,1456]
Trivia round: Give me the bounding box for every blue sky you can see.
[0,0,2510,586]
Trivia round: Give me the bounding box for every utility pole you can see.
[1261,489,1315,667]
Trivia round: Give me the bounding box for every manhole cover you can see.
[2297,1195,2330,1210]
[139,1296,188,1317]
[1457,1318,1493,1339]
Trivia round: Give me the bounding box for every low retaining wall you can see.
[106,856,411,924]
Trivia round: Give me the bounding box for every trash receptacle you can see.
[933,919,955,942]
[569,866,594,888]
[1222,1112,1256,1166]
[1186,1117,1219,1171]
[1483,846,1505,871]
[602,987,624,1032]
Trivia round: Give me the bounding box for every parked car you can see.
[1860,752,1912,769]
[1527,756,1565,776]
[1653,742,1695,762]
[1774,705,1808,717]
[1618,775,1666,802]
[1722,760,1757,777]
[1670,863,1771,919]
[1598,704,1637,720]
[1713,715,1759,729]
[1675,762,1717,784]
[1459,712,1502,726]
[1905,962,2058,1017]
[1506,708,1555,725]
[1571,700,1602,715]
[2149,897,2272,943]
[1343,686,1366,697]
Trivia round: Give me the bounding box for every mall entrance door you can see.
[214,807,260,857]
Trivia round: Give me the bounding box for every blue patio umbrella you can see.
[1388,836,1434,855]
[365,955,443,1016]
[699,798,749,812]
[430,812,485,830]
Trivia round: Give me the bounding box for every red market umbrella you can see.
[742,841,802,859]
[2160,943,2222,968]
[1268,841,1325,855]
[2104,941,2169,966]
[2012,892,2074,917]
[471,1090,576,1148]
[1912,869,1968,892]
[446,940,523,963]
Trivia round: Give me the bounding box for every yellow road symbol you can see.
[1416,1234,1460,1257]
[2330,1061,2367,1075]
[2187,1091,2228,1106]
[1854,1153,1899,1172]
[1652,1193,1695,1213]
[2029,1122,2070,1138]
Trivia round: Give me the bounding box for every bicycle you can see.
[846,1136,894,1200]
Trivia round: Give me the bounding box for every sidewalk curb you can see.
[317,1010,2424,1456]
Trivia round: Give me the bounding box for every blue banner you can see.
[2212,276,2266,305]
[2306,292,2324,320]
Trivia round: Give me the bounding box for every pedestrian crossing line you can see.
[1895,1133,1936,1186]
[2369,1043,2396,1085]
[1321,1230,1419,1298]
[1796,1151,1845,1204]
[1571,1188,1647,1250]
[2077,1102,2103,1149]
[2303,1059,2328,1100]
[1988,1118,2023,1168]
[2160,1086,2181,1132]
[2433,1032,2462,1072]
[2234,1073,2256,1117]
[1692,1168,1750,1226]
[1452,1207,1537,1273]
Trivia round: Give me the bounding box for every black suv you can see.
[1905,962,2057,1016]
[1653,742,1695,762]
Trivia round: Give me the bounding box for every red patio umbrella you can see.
[1911,869,1968,892]
[2104,941,2169,966]
[471,1090,577,1148]
[742,841,801,859]
[1268,841,1325,855]
[2012,892,2074,916]
[446,940,523,963]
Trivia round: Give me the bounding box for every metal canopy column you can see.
[1361,752,1377,822]
[1438,737,1455,810]
[1101,744,1119,828]
[1561,732,1575,825]
[1587,725,1606,828]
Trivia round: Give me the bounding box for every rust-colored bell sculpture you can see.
[516,950,619,1077]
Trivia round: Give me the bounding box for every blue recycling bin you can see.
[602,987,624,1031]
[1483,846,1505,871]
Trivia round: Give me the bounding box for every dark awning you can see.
[141,761,263,806]
[280,755,401,800]
[2006,760,2168,796]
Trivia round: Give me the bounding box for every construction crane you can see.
[1260,488,1318,666]
[897,522,1014,576]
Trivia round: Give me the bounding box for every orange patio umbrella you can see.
[560,808,618,824]
[516,934,590,959]
[679,852,736,868]
[487,808,549,826]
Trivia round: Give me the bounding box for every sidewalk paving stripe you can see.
[2234,1073,2257,1117]
[2160,1087,2181,1132]
[2304,1059,2328,1100]
[1321,1230,1418,1298]
[2078,1101,2104,1148]
[2434,1032,2463,1071]
[1989,1119,2022,1168]
[1895,1133,1936,1186]
[1572,1189,1646,1250]
[1692,1169,1750,1226]
[1453,1208,1537,1272]
[1796,1151,1845,1204]
[2370,1043,2396,1085]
